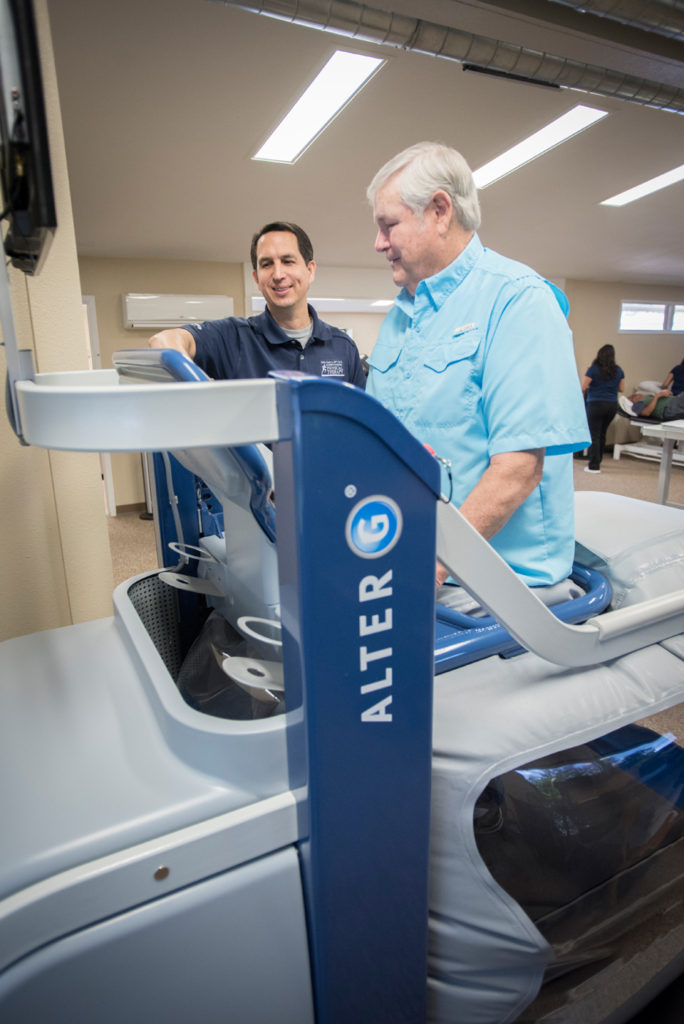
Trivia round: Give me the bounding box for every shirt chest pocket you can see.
[415,326,483,426]
[422,325,481,373]
[368,343,402,374]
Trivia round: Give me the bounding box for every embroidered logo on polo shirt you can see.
[321,360,344,376]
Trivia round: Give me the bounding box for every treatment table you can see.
[640,418,684,508]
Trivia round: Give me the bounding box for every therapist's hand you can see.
[148,327,197,360]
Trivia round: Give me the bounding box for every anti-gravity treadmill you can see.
[1,351,683,1024]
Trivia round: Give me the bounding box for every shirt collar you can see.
[394,233,483,316]
[251,305,328,345]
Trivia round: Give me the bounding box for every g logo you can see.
[346,496,403,559]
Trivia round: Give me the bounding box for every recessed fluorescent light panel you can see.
[472,104,608,188]
[601,164,684,207]
[253,50,383,164]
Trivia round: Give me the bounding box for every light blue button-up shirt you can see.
[367,234,590,585]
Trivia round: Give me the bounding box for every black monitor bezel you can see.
[0,0,56,275]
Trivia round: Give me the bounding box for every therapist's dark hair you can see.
[592,344,617,379]
[250,222,314,269]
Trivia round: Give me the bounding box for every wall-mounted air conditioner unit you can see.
[122,293,234,329]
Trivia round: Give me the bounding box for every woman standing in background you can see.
[582,344,625,474]
[662,358,684,396]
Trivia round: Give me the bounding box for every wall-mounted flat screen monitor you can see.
[0,0,56,274]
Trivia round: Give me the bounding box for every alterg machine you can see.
[2,4,684,1021]
[2,338,684,1023]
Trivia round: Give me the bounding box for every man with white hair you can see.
[366,141,589,593]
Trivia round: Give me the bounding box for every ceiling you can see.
[46,0,684,287]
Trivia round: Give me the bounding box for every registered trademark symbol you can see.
[345,485,357,499]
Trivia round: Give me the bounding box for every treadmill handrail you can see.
[436,500,684,667]
[118,348,277,541]
[15,373,280,451]
[434,563,613,673]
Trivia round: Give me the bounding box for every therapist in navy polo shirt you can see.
[149,221,366,388]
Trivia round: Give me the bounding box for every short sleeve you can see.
[481,280,589,456]
[183,319,240,379]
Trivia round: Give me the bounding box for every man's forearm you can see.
[148,328,196,359]
[640,391,670,417]
[435,449,545,587]
[459,449,545,539]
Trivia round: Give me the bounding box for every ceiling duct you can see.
[213,0,684,114]
[545,0,684,44]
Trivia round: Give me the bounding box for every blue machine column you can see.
[272,376,441,1024]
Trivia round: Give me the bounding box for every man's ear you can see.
[307,260,316,285]
[429,190,454,234]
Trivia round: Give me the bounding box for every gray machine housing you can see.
[0,494,682,1022]
[1,365,684,1023]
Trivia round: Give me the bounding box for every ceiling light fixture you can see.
[253,50,384,164]
[601,164,684,206]
[472,104,608,188]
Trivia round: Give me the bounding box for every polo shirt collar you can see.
[394,233,483,315]
[253,304,329,345]
[309,305,333,341]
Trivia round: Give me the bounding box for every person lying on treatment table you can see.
[629,390,684,421]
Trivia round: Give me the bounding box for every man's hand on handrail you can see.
[149,328,197,360]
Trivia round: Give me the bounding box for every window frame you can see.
[619,300,684,333]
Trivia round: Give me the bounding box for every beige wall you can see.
[78,256,244,506]
[321,311,386,357]
[567,280,684,391]
[304,265,393,356]
[566,279,684,445]
[0,0,113,642]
